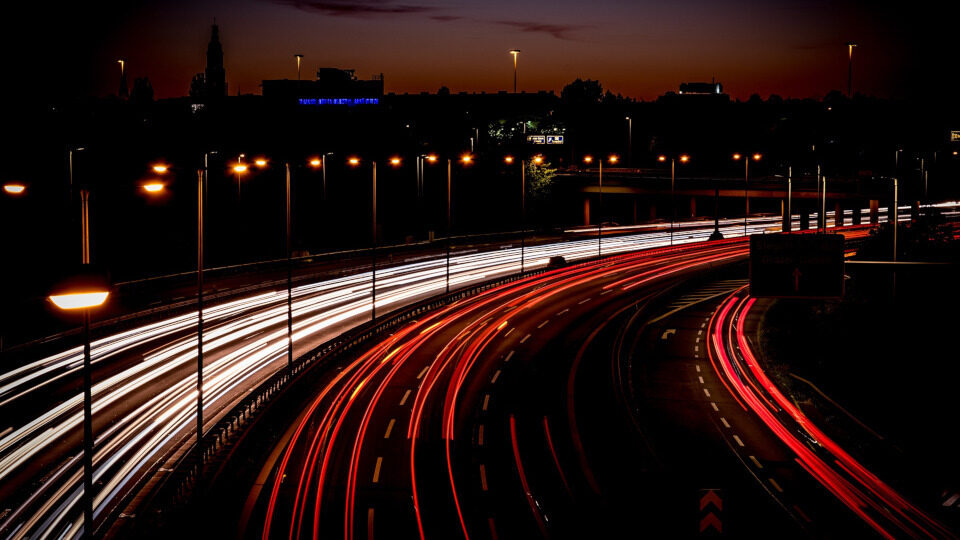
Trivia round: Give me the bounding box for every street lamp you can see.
[505,155,530,273]
[295,54,304,81]
[254,158,268,168]
[509,49,520,93]
[732,152,761,236]
[142,182,165,193]
[625,116,632,167]
[48,181,111,538]
[3,183,26,195]
[584,154,619,258]
[658,154,691,245]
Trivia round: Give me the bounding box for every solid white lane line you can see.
[720,417,730,428]
[372,456,383,483]
[399,389,412,406]
[769,478,784,493]
[482,394,491,411]
[578,298,591,305]
[733,435,745,447]
[537,320,549,329]
[504,327,515,337]
[749,455,764,469]
[703,388,711,398]
[556,308,569,316]
[504,351,514,362]
[416,366,429,379]
[710,402,719,412]
[384,418,396,439]
[491,370,502,383]
[520,334,531,344]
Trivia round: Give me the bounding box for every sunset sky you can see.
[8,0,948,103]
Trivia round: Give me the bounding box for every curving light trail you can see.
[709,291,956,539]
[1,201,955,538]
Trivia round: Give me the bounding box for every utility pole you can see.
[846,42,857,97]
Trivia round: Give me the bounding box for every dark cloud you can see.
[272,0,434,17]
[493,20,588,41]
[429,15,462,22]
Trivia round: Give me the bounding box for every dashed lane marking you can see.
[504,351,514,362]
[416,366,429,379]
[695,364,701,373]
[578,298,591,305]
[698,376,705,384]
[372,457,383,483]
[749,455,764,469]
[504,327,515,337]
[769,478,785,493]
[720,417,731,428]
[710,402,719,412]
[480,464,489,491]
[482,394,491,411]
[399,389,412,406]
[478,425,485,446]
[703,388,711,398]
[383,419,396,439]
[733,435,745,447]
[491,370,502,383]
[537,320,549,329]
[520,334,531,344]
[556,308,569,316]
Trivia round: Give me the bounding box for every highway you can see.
[0,213,802,538]
[237,224,924,539]
[0,200,949,539]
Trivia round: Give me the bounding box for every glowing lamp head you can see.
[679,154,690,163]
[583,155,593,164]
[425,154,438,163]
[309,158,322,168]
[504,156,514,164]
[390,157,402,166]
[657,155,667,162]
[461,154,473,164]
[532,155,543,165]
[608,155,619,164]
[142,182,164,194]
[3,183,26,195]
[49,291,110,310]
[233,164,248,174]
[752,153,762,161]
[151,164,168,174]
[254,158,268,168]
[348,157,360,166]
[953,151,959,156]
[732,153,742,161]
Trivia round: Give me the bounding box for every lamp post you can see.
[295,54,304,81]
[732,152,761,236]
[505,155,529,273]
[625,117,632,167]
[509,49,520,93]
[584,154,618,258]
[846,41,857,97]
[658,154,690,245]
[48,186,111,539]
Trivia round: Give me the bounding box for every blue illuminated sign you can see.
[298,98,380,106]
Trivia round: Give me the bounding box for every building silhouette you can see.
[190,23,227,101]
